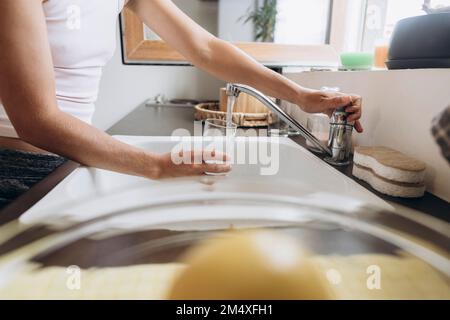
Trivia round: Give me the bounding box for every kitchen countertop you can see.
[108,101,450,223]
[1,101,449,226]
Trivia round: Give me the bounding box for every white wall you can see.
[284,69,450,202]
[94,27,225,130]
[275,0,330,45]
[218,0,254,42]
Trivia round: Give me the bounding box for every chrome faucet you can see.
[226,83,354,166]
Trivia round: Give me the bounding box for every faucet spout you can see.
[226,83,333,156]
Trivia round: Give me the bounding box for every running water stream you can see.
[226,95,236,132]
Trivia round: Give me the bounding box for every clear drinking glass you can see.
[306,113,330,153]
[203,118,237,176]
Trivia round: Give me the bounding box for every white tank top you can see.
[0,0,126,138]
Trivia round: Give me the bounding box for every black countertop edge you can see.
[290,135,450,223]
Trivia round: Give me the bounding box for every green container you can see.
[340,52,374,70]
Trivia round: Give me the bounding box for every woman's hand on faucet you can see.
[298,89,364,133]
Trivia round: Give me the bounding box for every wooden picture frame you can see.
[119,7,339,67]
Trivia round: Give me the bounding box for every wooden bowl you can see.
[194,102,275,127]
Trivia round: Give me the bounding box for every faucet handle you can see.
[331,108,354,126]
[321,87,354,166]
[321,87,354,127]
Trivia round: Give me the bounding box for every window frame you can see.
[329,0,368,52]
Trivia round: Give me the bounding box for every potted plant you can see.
[241,0,278,43]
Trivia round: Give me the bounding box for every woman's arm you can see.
[128,0,362,132]
[0,0,229,178]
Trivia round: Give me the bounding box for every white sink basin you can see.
[20,136,391,226]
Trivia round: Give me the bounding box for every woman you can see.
[0,0,363,209]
